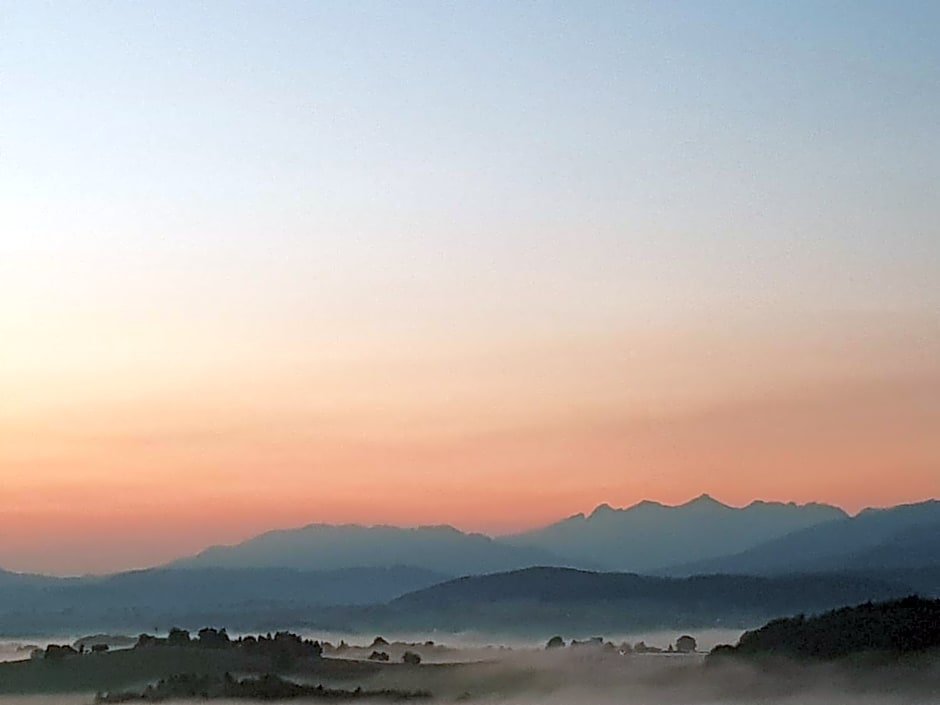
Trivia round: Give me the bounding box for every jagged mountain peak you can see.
[502,495,849,573]
[682,492,728,508]
[588,503,617,518]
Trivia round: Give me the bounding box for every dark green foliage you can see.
[166,628,190,647]
[570,637,603,648]
[675,635,696,653]
[132,629,321,661]
[402,651,421,665]
[545,636,565,649]
[94,672,431,702]
[711,596,940,661]
[0,636,368,695]
[197,628,230,648]
[44,644,79,661]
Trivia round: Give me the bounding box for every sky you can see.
[1,1,938,575]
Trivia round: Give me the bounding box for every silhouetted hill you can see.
[711,596,940,660]
[378,567,917,633]
[174,524,574,574]
[0,568,68,588]
[0,566,447,635]
[500,495,846,572]
[665,499,940,577]
[394,567,906,609]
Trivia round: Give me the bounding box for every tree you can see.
[44,644,78,661]
[545,636,565,649]
[198,627,230,648]
[168,628,191,647]
[135,634,160,649]
[676,635,697,653]
[402,651,421,665]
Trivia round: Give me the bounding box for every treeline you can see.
[37,629,323,667]
[95,672,431,702]
[711,595,940,661]
[134,628,322,665]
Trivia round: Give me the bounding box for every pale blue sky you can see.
[4,1,938,322]
[2,1,939,372]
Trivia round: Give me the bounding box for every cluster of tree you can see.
[545,634,697,654]
[134,628,322,666]
[709,596,940,661]
[322,636,440,662]
[94,672,432,702]
[41,644,79,661]
[74,634,137,651]
[30,642,114,661]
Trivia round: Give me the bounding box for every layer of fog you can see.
[292,628,747,653]
[2,651,937,705]
[319,647,940,704]
[0,643,46,664]
[3,633,938,705]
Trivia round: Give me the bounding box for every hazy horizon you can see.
[2,491,936,577]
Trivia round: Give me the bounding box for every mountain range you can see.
[173,524,574,575]
[176,495,853,575]
[664,499,940,575]
[502,493,848,572]
[1,495,937,636]
[175,496,940,578]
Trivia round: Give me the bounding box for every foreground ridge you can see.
[710,595,940,661]
[95,673,432,703]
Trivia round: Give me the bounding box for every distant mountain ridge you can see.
[501,494,848,572]
[166,496,940,578]
[172,495,849,575]
[663,499,940,576]
[174,523,577,575]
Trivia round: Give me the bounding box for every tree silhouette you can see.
[167,628,191,647]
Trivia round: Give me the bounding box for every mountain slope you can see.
[174,523,577,575]
[393,566,909,608]
[381,566,920,634]
[500,494,847,572]
[0,565,449,635]
[665,499,940,576]
[713,595,940,660]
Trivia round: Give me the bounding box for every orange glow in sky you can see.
[3,311,938,575]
